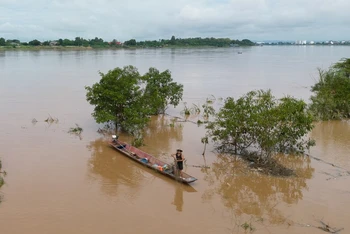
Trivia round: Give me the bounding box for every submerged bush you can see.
[309,58,350,120]
[68,124,83,134]
[205,89,315,159]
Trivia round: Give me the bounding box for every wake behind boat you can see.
[108,135,198,184]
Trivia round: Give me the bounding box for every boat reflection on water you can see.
[172,185,184,212]
[86,138,144,198]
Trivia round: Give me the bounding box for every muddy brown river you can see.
[0,47,350,234]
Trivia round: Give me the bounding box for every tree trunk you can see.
[115,121,118,134]
[202,142,207,156]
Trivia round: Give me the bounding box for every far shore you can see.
[0,45,247,51]
[1,44,349,51]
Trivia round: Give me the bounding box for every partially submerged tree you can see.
[85,66,150,134]
[205,89,315,159]
[142,67,183,114]
[309,58,350,120]
[85,65,183,135]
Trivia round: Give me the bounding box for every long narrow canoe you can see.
[109,138,198,184]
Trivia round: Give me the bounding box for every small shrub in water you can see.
[68,124,83,134]
[241,222,255,232]
[44,114,59,124]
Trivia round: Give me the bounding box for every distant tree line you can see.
[0,37,112,48]
[124,36,255,47]
[0,36,255,48]
[261,41,350,46]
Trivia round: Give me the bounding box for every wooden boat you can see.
[109,136,198,184]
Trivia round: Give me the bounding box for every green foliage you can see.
[241,222,255,232]
[142,67,183,114]
[334,58,350,77]
[124,39,137,46]
[134,37,255,48]
[0,37,5,46]
[310,58,350,120]
[170,35,176,45]
[7,39,20,44]
[68,124,83,134]
[191,104,201,114]
[85,65,183,135]
[206,94,216,104]
[28,39,41,46]
[86,65,148,134]
[0,36,255,49]
[132,134,145,147]
[206,89,315,158]
[181,102,191,116]
[169,119,175,128]
[201,136,209,144]
[74,37,83,46]
[202,100,215,119]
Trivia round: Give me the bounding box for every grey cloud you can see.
[0,0,349,41]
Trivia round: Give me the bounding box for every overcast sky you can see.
[1,0,349,42]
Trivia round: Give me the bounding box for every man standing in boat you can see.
[172,149,185,177]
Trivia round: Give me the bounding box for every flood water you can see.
[1,46,350,234]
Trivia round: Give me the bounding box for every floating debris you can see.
[317,220,344,233]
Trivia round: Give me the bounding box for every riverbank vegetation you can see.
[0,36,254,50]
[309,58,350,120]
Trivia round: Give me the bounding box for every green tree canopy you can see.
[42,41,50,46]
[28,39,41,46]
[85,66,183,135]
[86,66,149,134]
[124,39,137,46]
[0,37,5,46]
[206,90,315,159]
[74,37,83,46]
[170,36,176,45]
[309,58,350,120]
[142,67,183,114]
